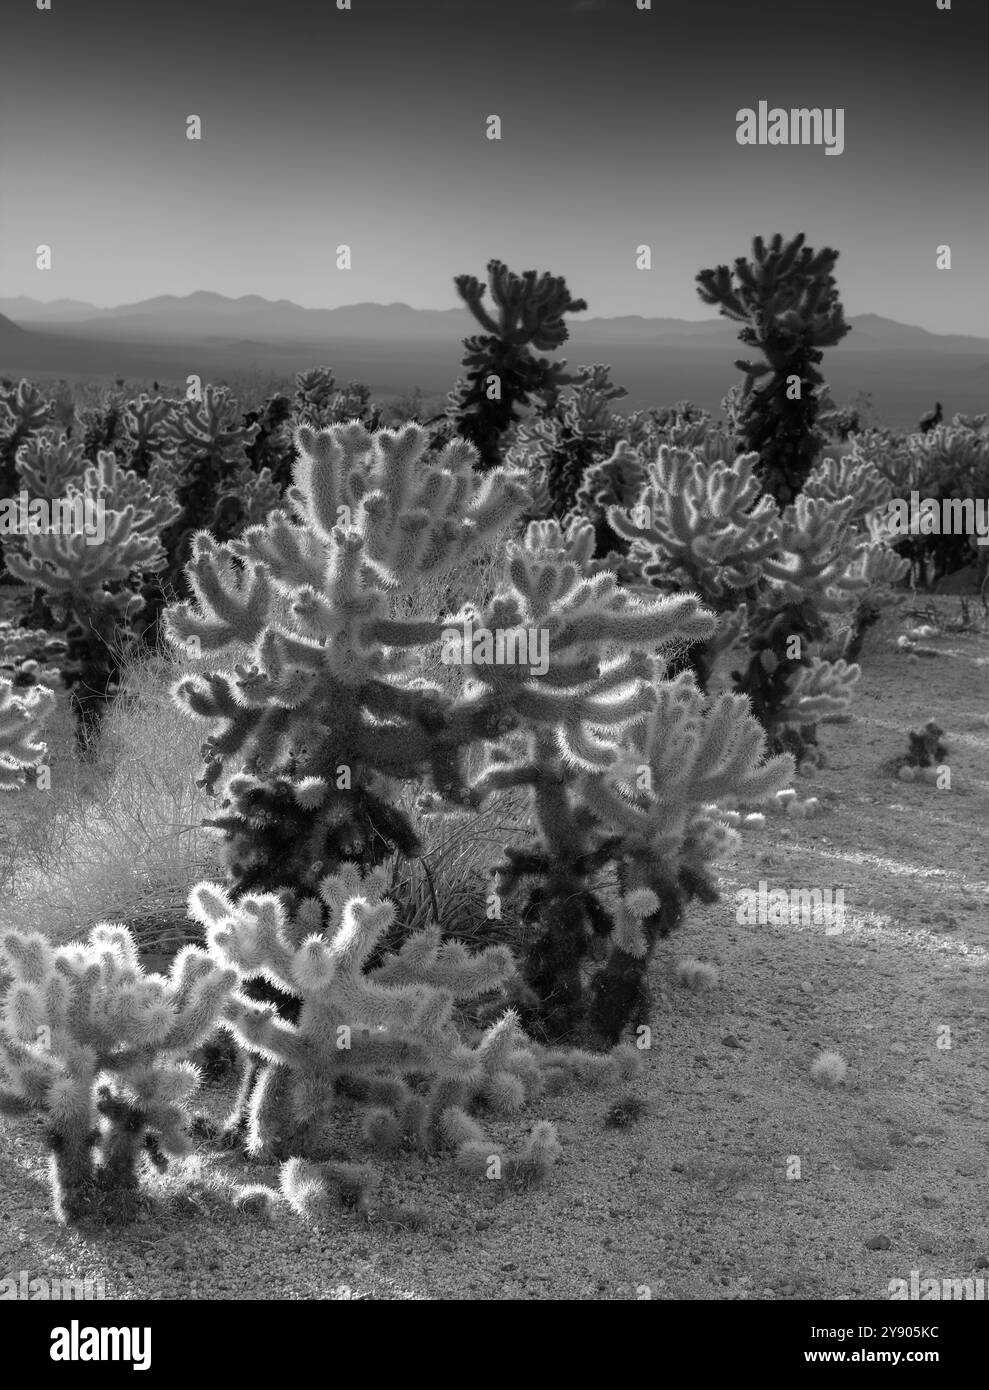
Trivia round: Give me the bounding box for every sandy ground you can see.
[1,595,987,1300]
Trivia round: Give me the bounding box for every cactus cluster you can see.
[610,437,906,766]
[506,363,631,523]
[0,924,236,1223]
[855,418,989,587]
[189,865,596,1180]
[0,240,950,1237]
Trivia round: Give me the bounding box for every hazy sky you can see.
[2,0,986,333]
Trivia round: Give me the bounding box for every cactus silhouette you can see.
[697,233,850,507]
[449,259,587,470]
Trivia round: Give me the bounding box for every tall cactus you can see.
[157,385,265,586]
[696,233,850,507]
[166,422,530,905]
[729,493,866,765]
[449,259,587,470]
[581,675,792,1040]
[164,420,530,1121]
[463,519,789,1042]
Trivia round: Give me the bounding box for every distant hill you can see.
[1,293,986,427]
[0,312,28,344]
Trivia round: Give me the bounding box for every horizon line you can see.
[2,293,986,340]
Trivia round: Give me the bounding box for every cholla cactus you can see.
[731,493,868,765]
[0,380,52,574]
[904,423,989,585]
[507,364,630,520]
[486,626,791,1042]
[190,867,561,1173]
[0,379,51,472]
[801,451,892,524]
[608,439,902,747]
[658,412,739,465]
[608,446,778,687]
[0,677,55,790]
[581,675,792,1039]
[157,385,263,586]
[160,384,258,475]
[795,452,908,661]
[244,391,295,487]
[291,369,380,434]
[78,385,126,463]
[697,233,850,507]
[571,440,649,575]
[294,368,339,423]
[610,447,778,600]
[6,450,179,615]
[119,393,177,477]
[465,519,760,1041]
[0,924,236,1223]
[5,449,181,745]
[15,430,88,501]
[449,259,587,469]
[166,420,536,1135]
[166,421,531,905]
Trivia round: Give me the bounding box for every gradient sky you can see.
[2,0,986,334]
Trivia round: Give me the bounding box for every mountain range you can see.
[1,293,986,426]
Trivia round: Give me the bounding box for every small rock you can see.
[721,1034,743,1049]
[915,1233,938,1254]
[865,1234,892,1251]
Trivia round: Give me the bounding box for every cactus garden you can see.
[1,0,986,1320]
[2,272,987,1300]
